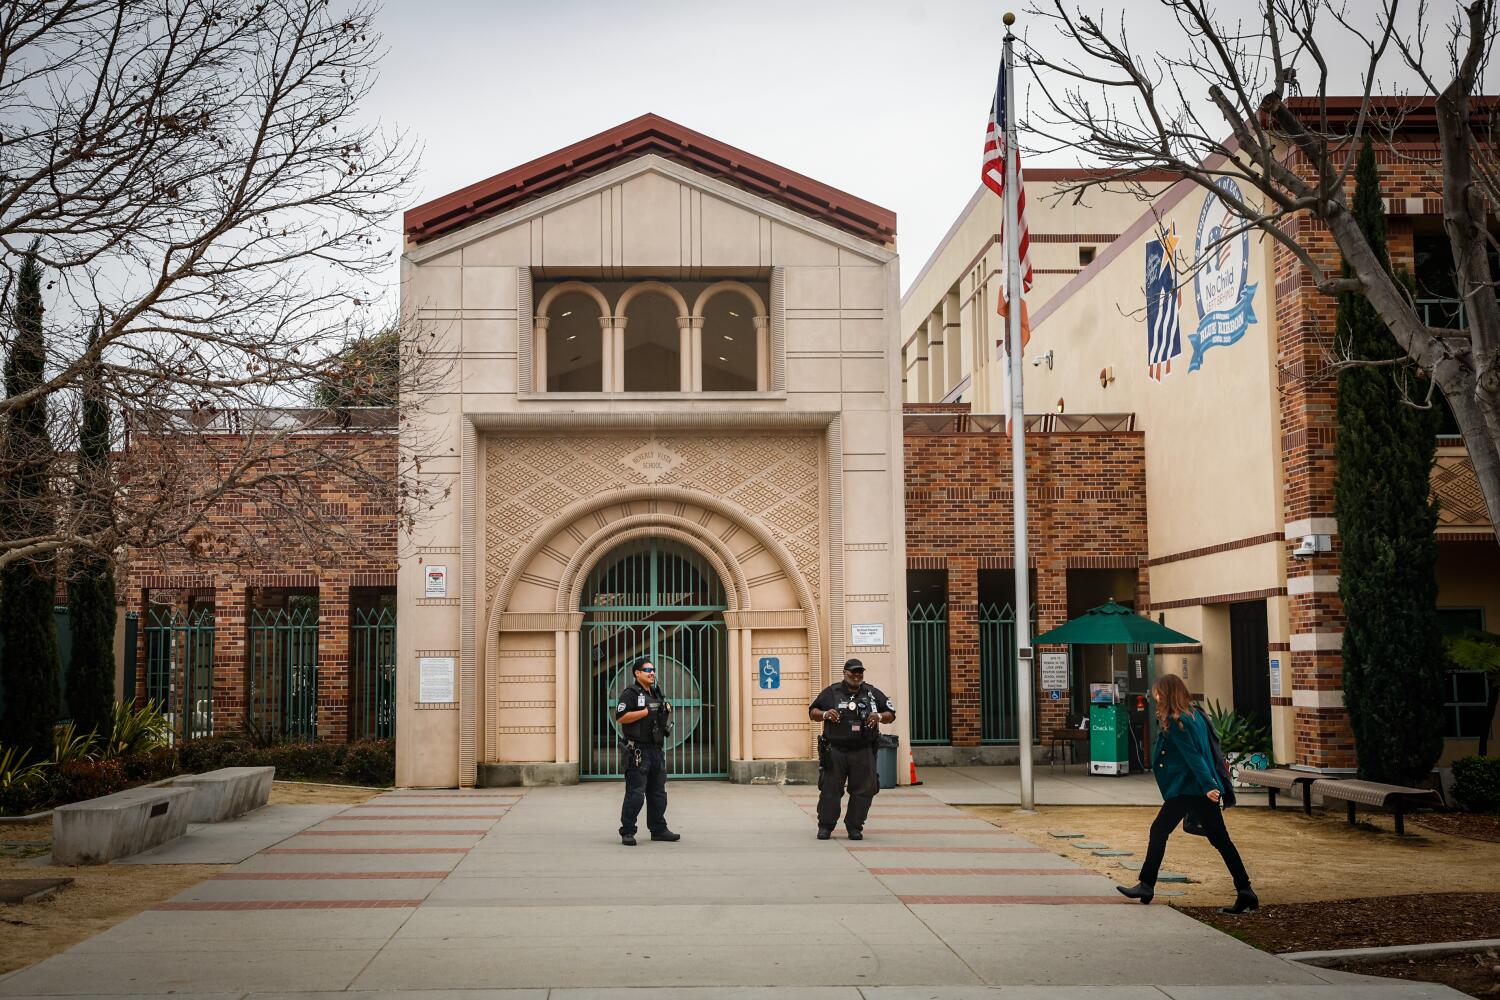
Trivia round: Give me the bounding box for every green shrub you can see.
[51,758,128,803]
[120,747,176,783]
[1203,700,1273,761]
[339,741,395,786]
[102,701,171,759]
[52,722,99,765]
[1451,755,1500,813]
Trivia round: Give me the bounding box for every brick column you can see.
[317,577,351,742]
[1035,557,1070,735]
[948,556,980,746]
[214,583,248,735]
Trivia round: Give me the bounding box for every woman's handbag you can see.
[1185,711,1236,837]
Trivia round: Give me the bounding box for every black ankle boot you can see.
[1219,888,1259,914]
[1116,882,1154,904]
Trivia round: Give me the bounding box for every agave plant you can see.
[1203,700,1273,761]
[102,700,171,758]
[0,746,47,790]
[52,722,100,765]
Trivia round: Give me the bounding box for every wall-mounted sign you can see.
[418,656,456,703]
[424,565,448,598]
[1143,223,1183,382]
[1189,176,1258,372]
[1269,658,1281,698]
[758,656,781,690]
[1040,652,1069,692]
[850,623,885,647]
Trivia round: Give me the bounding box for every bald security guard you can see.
[808,658,896,840]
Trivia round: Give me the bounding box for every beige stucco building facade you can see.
[396,116,909,788]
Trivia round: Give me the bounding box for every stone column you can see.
[677,316,694,391]
[316,577,351,742]
[727,625,742,758]
[566,629,581,762]
[600,316,618,392]
[740,628,755,760]
[927,312,947,402]
[533,316,549,392]
[753,316,770,391]
[612,316,627,392]
[914,326,930,403]
[948,557,980,746]
[553,630,568,764]
[944,291,963,393]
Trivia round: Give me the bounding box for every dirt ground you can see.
[1186,893,1500,952]
[966,804,1500,908]
[1330,948,1500,998]
[0,780,377,975]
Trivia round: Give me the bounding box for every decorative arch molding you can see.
[615,280,690,318]
[535,280,611,317]
[554,516,750,615]
[691,280,767,319]
[486,485,821,669]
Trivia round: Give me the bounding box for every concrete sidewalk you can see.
[0,783,1459,998]
[915,765,1270,806]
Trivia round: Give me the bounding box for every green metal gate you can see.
[579,539,727,779]
[907,602,949,744]
[350,607,396,740]
[248,606,319,740]
[979,602,1038,743]
[144,608,216,741]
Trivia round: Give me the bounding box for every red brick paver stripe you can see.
[263,848,471,855]
[156,900,422,911]
[381,793,520,798]
[899,895,1125,905]
[848,846,1049,854]
[298,829,488,836]
[215,871,450,880]
[869,867,1085,876]
[806,813,971,820]
[356,803,513,809]
[860,828,1005,835]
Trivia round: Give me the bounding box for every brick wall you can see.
[904,407,1148,746]
[1275,141,1441,769]
[122,430,399,743]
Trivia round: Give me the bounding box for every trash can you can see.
[876,734,900,789]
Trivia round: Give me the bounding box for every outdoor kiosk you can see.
[1032,601,1199,776]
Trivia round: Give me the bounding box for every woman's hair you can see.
[1152,672,1194,729]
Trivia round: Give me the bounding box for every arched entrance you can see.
[579,537,729,779]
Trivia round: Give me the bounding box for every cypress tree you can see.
[1335,137,1446,785]
[0,250,63,755]
[66,317,116,737]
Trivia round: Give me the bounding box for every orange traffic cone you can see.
[909,760,922,786]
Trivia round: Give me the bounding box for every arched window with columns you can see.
[693,281,767,392]
[535,282,610,392]
[617,282,689,392]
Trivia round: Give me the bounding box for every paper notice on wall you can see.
[1269,658,1281,698]
[424,565,448,598]
[1040,652,1068,691]
[850,623,885,647]
[419,656,456,703]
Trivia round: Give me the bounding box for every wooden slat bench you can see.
[1243,768,1320,814]
[1310,778,1443,836]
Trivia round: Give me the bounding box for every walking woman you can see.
[1117,673,1258,913]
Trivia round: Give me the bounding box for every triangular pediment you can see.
[405,114,895,253]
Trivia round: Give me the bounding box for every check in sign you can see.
[758,657,780,690]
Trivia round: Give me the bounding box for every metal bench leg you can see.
[1347,801,1357,825]
[1267,788,1278,810]
[1394,808,1405,836]
[1302,787,1313,816]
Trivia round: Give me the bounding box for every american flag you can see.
[1145,227,1182,382]
[983,63,1032,354]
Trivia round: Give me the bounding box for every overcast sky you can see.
[369,0,1466,294]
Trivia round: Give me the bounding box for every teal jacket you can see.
[1151,709,1224,800]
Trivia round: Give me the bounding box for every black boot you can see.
[1116,882,1154,904]
[1219,888,1259,914]
[816,828,832,840]
[621,834,637,846]
[845,828,863,841]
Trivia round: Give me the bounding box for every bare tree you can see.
[0,1,447,568]
[1019,0,1500,544]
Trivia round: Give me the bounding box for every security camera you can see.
[1031,349,1054,370]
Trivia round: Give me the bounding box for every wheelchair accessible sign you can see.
[759,656,780,690]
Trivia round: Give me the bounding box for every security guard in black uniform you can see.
[808,658,896,840]
[614,657,681,846]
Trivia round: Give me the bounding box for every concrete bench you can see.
[53,786,194,865]
[1243,768,1320,814]
[172,766,274,823]
[1311,778,1443,836]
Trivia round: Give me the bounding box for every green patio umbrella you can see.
[1033,600,1199,647]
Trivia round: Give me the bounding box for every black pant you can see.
[619,744,668,836]
[1140,794,1251,890]
[817,743,878,831]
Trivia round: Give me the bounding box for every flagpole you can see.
[1002,12,1036,812]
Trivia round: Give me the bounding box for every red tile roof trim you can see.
[405,114,897,247]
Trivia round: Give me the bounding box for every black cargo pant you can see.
[1140,794,1251,889]
[817,742,878,832]
[619,744,668,837]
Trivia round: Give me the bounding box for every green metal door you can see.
[979,602,1039,744]
[579,539,728,779]
[907,602,949,744]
